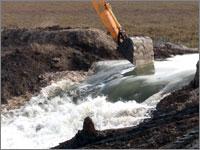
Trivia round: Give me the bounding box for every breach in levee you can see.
[92,0,154,68]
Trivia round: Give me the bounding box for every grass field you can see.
[2,1,199,47]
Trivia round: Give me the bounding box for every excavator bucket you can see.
[118,37,135,64]
[92,0,154,67]
[92,0,135,64]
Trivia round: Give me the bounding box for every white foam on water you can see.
[1,54,199,149]
[1,81,152,149]
[153,54,199,77]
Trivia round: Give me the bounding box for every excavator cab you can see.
[92,0,134,64]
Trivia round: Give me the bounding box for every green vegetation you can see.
[2,1,198,47]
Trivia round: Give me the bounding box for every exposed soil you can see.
[154,42,198,59]
[1,70,88,111]
[53,63,199,149]
[1,26,120,104]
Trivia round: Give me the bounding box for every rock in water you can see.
[192,61,199,88]
[52,117,99,149]
[131,36,154,68]
[83,117,96,135]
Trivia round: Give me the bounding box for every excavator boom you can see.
[92,0,128,43]
[92,0,134,63]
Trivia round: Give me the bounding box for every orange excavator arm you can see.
[92,0,154,67]
[92,0,134,64]
[92,0,127,43]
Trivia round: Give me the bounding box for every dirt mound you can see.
[154,42,198,59]
[1,27,120,104]
[2,27,118,55]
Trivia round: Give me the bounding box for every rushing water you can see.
[1,54,199,149]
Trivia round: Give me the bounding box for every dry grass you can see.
[1,1,198,47]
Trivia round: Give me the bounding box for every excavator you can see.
[92,0,134,63]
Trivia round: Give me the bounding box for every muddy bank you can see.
[1,70,88,111]
[53,62,199,149]
[1,27,119,104]
[1,27,198,105]
[154,41,198,59]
